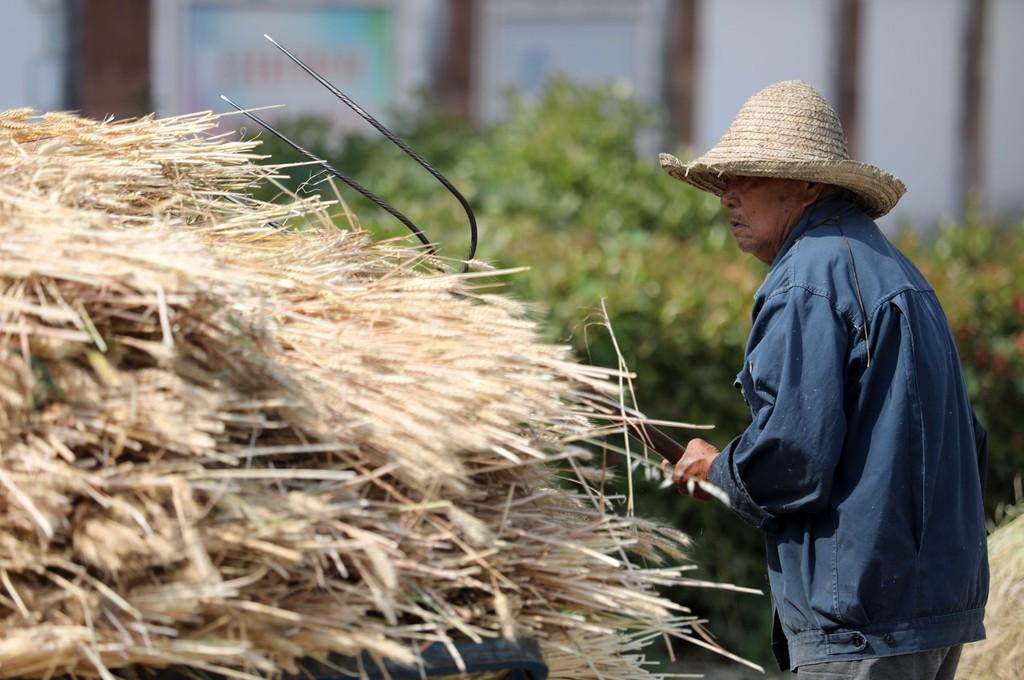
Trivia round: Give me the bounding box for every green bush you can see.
[258,78,721,245]
[256,80,1024,669]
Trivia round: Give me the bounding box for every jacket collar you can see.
[770,193,859,270]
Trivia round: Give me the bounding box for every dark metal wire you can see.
[220,95,435,254]
[263,34,479,272]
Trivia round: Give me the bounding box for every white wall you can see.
[695,0,836,155]
[860,0,965,227]
[0,0,66,111]
[475,0,665,121]
[983,0,1024,218]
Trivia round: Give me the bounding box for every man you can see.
[659,81,988,678]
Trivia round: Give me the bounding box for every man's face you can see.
[720,176,824,264]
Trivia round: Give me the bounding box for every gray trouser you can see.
[795,645,962,679]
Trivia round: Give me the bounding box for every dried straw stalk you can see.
[0,109,749,679]
[959,507,1024,680]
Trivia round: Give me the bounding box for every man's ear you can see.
[799,181,828,207]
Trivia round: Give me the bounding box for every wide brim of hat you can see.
[659,152,906,219]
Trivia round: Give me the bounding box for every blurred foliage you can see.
[255,80,1024,669]
[256,78,721,247]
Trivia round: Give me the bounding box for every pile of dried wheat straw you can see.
[959,506,1024,680]
[0,108,749,679]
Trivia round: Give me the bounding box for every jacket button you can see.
[883,633,896,647]
[852,633,866,648]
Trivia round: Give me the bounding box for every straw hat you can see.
[660,80,906,218]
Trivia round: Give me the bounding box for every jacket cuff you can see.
[708,438,777,531]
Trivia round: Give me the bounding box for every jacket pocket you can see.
[889,296,926,556]
[736,353,776,419]
[734,368,754,418]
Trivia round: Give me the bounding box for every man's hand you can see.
[672,438,720,500]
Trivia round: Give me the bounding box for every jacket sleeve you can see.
[707,287,849,532]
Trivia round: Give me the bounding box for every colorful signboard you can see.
[186,6,393,129]
[153,0,432,132]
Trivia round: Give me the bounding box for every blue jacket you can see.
[707,194,989,670]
